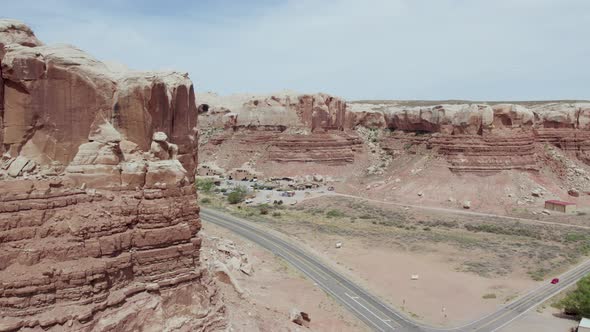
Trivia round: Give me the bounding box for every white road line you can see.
[345,292,397,329]
[490,269,590,332]
[209,214,390,331]
[202,208,590,332]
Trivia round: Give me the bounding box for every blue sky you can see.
[2,0,589,100]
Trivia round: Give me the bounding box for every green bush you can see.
[556,274,590,317]
[196,178,215,193]
[326,209,345,218]
[565,233,588,243]
[227,186,247,204]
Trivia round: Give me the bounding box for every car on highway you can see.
[551,278,560,284]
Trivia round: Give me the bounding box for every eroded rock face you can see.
[0,19,224,331]
[198,91,346,132]
[1,43,197,171]
[348,101,590,172]
[199,93,590,175]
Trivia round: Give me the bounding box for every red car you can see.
[551,278,560,284]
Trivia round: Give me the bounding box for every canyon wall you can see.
[198,92,362,171]
[199,92,590,174]
[0,20,224,331]
[349,102,590,173]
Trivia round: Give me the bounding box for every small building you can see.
[578,317,590,332]
[544,200,577,214]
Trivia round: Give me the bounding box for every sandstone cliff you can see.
[349,102,590,172]
[0,20,224,331]
[198,90,590,176]
[198,91,362,173]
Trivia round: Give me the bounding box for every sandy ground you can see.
[201,222,369,332]
[200,188,590,331]
[275,225,537,327]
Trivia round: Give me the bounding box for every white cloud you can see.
[2,0,589,100]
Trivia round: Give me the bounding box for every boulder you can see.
[152,131,168,142]
[289,309,311,327]
[145,160,187,188]
[568,189,580,197]
[7,156,29,177]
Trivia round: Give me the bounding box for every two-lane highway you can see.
[201,208,590,332]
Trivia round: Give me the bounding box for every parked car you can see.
[551,278,560,284]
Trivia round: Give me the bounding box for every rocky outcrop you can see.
[349,102,590,172]
[1,40,197,171]
[198,91,346,132]
[431,133,538,172]
[198,92,361,169]
[0,183,225,332]
[199,93,590,174]
[269,133,362,164]
[0,19,223,331]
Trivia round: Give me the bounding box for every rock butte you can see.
[0,20,225,331]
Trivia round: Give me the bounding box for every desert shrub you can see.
[464,223,538,238]
[227,186,247,204]
[528,268,549,281]
[556,274,590,318]
[272,211,281,217]
[200,197,211,204]
[482,293,497,299]
[196,178,215,193]
[259,205,269,215]
[565,233,588,243]
[326,209,345,218]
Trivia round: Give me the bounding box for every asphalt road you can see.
[201,208,590,332]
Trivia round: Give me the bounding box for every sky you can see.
[2,0,589,101]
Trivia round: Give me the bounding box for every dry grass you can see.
[201,193,589,280]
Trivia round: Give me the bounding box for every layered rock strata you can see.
[198,92,362,167]
[268,133,363,164]
[0,19,223,331]
[349,102,590,172]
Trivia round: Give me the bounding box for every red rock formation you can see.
[197,92,362,170]
[198,91,347,133]
[1,41,197,171]
[269,133,363,165]
[348,101,590,173]
[431,132,538,173]
[0,20,223,331]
